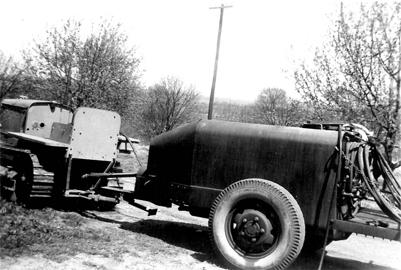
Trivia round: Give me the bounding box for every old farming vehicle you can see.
[1,98,401,270]
[0,98,136,207]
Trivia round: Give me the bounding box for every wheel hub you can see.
[232,209,275,253]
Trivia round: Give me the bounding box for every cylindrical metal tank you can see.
[138,120,340,230]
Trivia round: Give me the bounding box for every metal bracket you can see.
[124,194,157,216]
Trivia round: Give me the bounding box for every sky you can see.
[0,0,360,102]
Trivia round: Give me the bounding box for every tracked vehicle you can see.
[0,98,131,206]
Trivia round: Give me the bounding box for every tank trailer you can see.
[134,120,401,269]
[1,98,401,270]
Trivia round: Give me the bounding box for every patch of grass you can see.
[117,144,148,173]
[0,200,129,261]
[0,146,149,261]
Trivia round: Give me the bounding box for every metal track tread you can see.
[30,154,55,199]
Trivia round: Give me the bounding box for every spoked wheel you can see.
[209,178,305,270]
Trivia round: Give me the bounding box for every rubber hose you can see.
[376,149,401,191]
[367,146,401,204]
[359,144,401,222]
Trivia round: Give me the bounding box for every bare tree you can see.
[254,88,307,126]
[294,2,401,167]
[24,19,141,115]
[138,77,199,139]
[255,88,287,125]
[0,52,23,100]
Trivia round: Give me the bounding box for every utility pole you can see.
[208,4,232,120]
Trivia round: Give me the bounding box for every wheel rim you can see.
[226,199,281,258]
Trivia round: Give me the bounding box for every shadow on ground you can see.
[291,251,397,270]
[120,219,210,253]
[80,211,398,270]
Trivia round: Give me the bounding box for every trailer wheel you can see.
[209,178,305,270]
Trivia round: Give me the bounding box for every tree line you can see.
[1,2,400,166]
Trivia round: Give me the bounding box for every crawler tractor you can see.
[0,98,133,207]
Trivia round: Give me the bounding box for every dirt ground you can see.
[1,197,400,270]
[1,150,401,270]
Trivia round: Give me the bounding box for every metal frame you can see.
[333,219,401,241]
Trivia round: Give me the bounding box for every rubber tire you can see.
[209,178,305,270]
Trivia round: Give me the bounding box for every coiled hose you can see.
[355,143,401,222]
